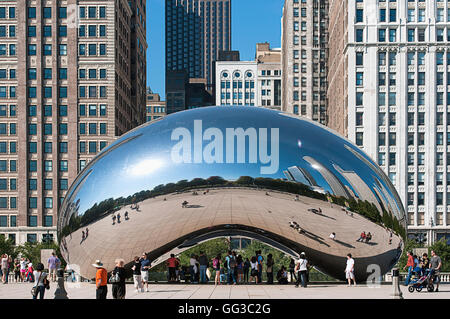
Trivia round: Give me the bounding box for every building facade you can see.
[281,0,329,124]
[0,0,146,245]
[215,43,282,108]
[146,90,166,122]
[328,0,450,245]
[165,0,231,92]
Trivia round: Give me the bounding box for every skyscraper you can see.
[165,0,231,93]
[281,0,329,124]
[328,0,450,245]
[0,0,146,245]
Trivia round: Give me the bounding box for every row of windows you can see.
[0,178,15,190]
[146,106,166,113]
[0,160,16,172]
[355,27,450,42]
[27,44,67,56]
[0,44,15,56]
[79,25,107,37]
[220,81,255,89]
[220,92,255,99]
[0,215,16,228]
[79,141,107,153]
[0,105,15,117]
[28,123,68,135]
[0,197,16,209]
[79,43,107,56]
[0,86,15,98]
[28,160,68,172]
[79,104,107,116]
[79,86,108,98]
[0,122,15,135]
[27,7,68,20]
[0,142,16,153]
[28,141,69,153]
[79,6,107,19]
[27,25,67,37]
[0,7,15,19]
[79,68,107,79]
[28,68,68,80]
[0,25,15,38]
[28,178,68,191]
[354,91,450,107]
[0,68,15,79]
[27,87,68,99]
[28,105,68,117]
[78,123,108,135]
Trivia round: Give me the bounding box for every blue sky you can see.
[146,0,284,98]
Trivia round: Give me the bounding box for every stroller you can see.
[407,269,435,293]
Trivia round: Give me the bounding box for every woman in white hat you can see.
[92,260,108,299]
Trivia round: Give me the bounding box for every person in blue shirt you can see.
[256,250,264,284]
[225,251,236,285]
[140,253,151,292]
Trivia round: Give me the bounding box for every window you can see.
[28,44,36,55]
[356,92,363,106]
[28,215,37,226]
[389,8,396,22]
[378,29,386,42]
[59,160,68,172]
[59,44,67,56]
[59,68,67,79]
[59,7,67,19]
[44,160,52,172]
[44,197,53,209]
[408,29,415,42]
[356,132,363,146]
[356,29,363,42]
[356,9,363,23]
[356,72,363,86]
[43,44,52,56]
[89,141,97,154]
[380,8,386,22]
[59,25,67,37]
[43,7,51,19]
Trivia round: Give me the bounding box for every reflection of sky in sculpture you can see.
[63,106,404,222]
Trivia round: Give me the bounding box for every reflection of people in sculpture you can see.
[85,228,89,238]
[117,213,121,223]
[112,214,116,225]
[182,201,188,208]
[124,211,129,220]
[329,232,336,240]
[294,195,299,201]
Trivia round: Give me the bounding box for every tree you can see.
[429,238,450,272]
[0,234,17,258]
[396,239,423,269]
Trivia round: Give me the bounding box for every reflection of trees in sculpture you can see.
[61,175,405,240]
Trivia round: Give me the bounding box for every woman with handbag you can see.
[249,256,258,284]
[32,263,48,299]
[110,259,126,299]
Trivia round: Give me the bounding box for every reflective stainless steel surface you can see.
[58,106,406,281]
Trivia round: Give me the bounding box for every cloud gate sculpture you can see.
[58,106,406,282]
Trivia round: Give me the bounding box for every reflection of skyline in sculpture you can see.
[303,156,351,198]
[333,164,382,213]
[344,145,404,222]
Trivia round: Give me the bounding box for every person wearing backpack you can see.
[32,263,48,299]
[225,251,236,285]
[212,254,221,285]
[111,259,126,299]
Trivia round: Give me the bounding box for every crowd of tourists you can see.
[0,255,38,284]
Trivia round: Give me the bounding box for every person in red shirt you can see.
[166,254,179,282]
[403,251,415,286]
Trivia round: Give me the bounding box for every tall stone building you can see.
[327,0,450,245]
[0,0,146,245]
[165,0,231,95]
[281,0,328,124]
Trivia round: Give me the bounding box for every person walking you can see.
[140,253,151,292]
[166,254,179,282]
[131,256,143,293]
[266,254,274,284]
[111,259,126,299]
[295,253,308,288]
[26,262,34,282]
[198,251,209,284]
[212,254,221,285]
[403,251,414,286]
[93,260,107,299]
[32,263,48,299]
[429,250,442,292]
[1,254,8,283]
[289,258,297,283]
[243,258,250,283]
[345,253,356,287]
[47,252,61,282]
[420,253,429,276]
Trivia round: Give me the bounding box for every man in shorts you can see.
[47,252,61,282]
[140,253,151,292]
[345,253,356,286]
[429,250,442,292]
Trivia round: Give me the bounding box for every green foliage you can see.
[16,242,66,269]
[396,239,424,269]
[178,238,230,266]
[0,234,17,258]
[429,238,450,272]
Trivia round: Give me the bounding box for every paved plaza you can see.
[0,282,448,299]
